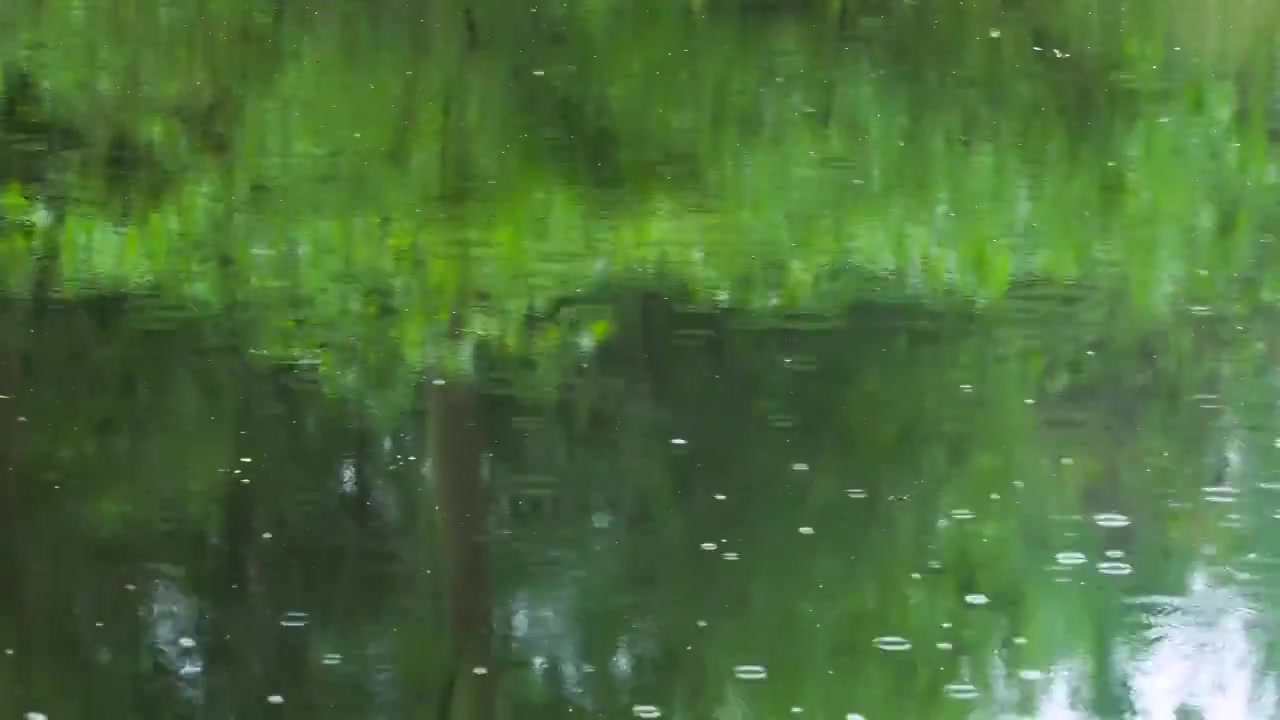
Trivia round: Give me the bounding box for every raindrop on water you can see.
[1093,513,1131,528]
[1202,486,1239,504]
[1096,561,1133,576]
[280,611,310,628]
[943,682,980,700]
[872,636,912,651]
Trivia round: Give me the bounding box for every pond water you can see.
[2,2,1280,719]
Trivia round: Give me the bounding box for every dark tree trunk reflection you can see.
[429,377,495,720]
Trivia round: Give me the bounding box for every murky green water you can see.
[4,1,1280,718]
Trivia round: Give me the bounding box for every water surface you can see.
[2,2,1280,718]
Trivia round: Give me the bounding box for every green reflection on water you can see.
[1,1,1280,718]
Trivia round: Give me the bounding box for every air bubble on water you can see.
[846,488,867,498]
[700,542,718,550]
[178,637,196,648]
[322,653,344,665]
[713,493,727,500]
[1055,552,1087,566]
[791,462,810,471]
[872,636,912,651]
[950,509,976,520]
[670,438,688,446]
[472,666,489,675]
[633,705,662,718]
[266,694,285,705]
[733,664,768,680]
[239,457,252,463]
[964,593,990,606]
[798,526,815,535]
[722,552,740,560]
